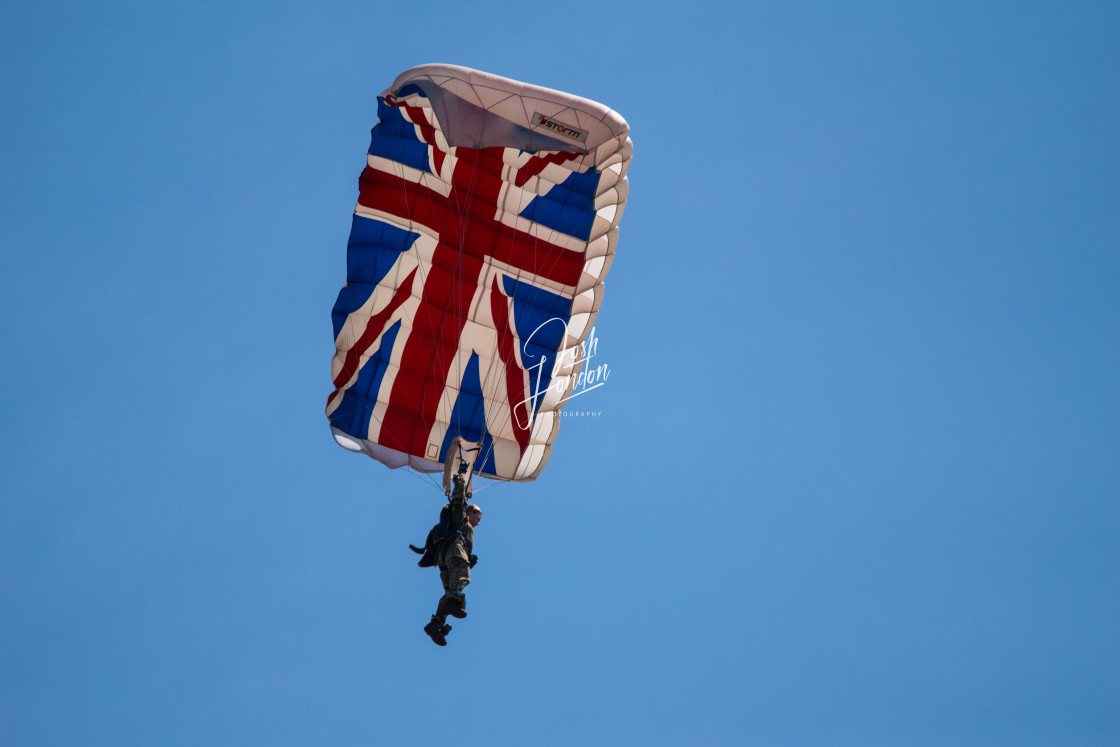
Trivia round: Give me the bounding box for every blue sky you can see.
[2,1,1118,744]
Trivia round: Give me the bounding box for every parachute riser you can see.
[441,436,481,499]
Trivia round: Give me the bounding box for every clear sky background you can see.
[2,1,1118,745]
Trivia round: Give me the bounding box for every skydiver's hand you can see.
[469,554,478,568]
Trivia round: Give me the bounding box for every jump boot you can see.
[423,616,452,646]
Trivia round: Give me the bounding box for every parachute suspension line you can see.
[470,479,504,496]
[473,428,498,482]
[403,464,443,492]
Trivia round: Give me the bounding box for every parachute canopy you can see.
[326,64,632,482]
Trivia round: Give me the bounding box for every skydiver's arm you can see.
[448,474,468,523]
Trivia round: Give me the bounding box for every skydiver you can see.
[412,464,481,646]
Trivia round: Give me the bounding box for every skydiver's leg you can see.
[439,543,471,619]
[421,564,456,645]
[424,566,456,645]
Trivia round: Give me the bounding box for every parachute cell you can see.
[326,64,632,482]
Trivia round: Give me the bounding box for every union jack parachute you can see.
[326,64,632,482]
